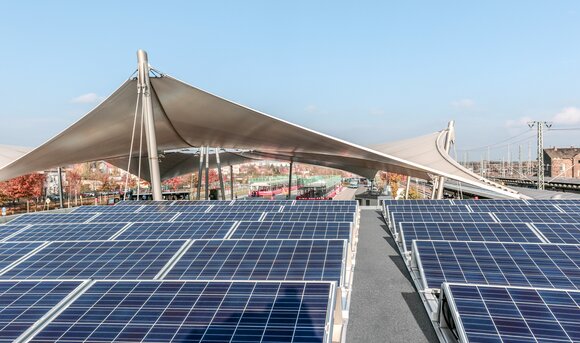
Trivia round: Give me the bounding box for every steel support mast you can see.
[528,121,551,190]
[137,50,162,201]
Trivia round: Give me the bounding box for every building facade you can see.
[544,147,580,179]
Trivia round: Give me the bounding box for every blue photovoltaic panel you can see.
[398,222,542,253]
[557,205,580,213]
[533,223,580,244]
[0,242,44,271]
[527,199,580,205]
[281,205,356,213]
[136,205,212,213]
[0,240,186,280]
[89,212,178,223]
[469,204,560,213]
[264,212,355,223]
[0,280,83,342]
[390,212,495,233]
[385,205,469,214]
[115,200,169,206]
[175,212,263,222]
[293,200,356,205]
[29,280,333,343]
[5,223,127,242]
[8,213,96,225]
[209,205,282,212]
[444,283,580,343]
[413,240,580,290]
[72,205,144,213]
[382,199,453,206]
[231,221,352,240]
[452,199,528,205]
[0,225,28,241]
[495,212,580,224]
[169,200,232,206]
[166,239,346,284]
[233,200,291,205]
[117,221,235,240]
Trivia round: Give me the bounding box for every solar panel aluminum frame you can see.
[0,224,31,242]
[0,242,50,275]
[21,279,339,343]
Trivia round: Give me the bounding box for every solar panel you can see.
[264,212,355,223]
[494,212,580,224]
[0,242,45,272]
[234,200,292,205]
[0,225,28,241]
[8,213,96,225]
[452,199,528,205]
[231,221,352,241]
[390,212,495,234]
[175,212,264,222]
[209,205,282,212]
[527,199,580,205]
[469,204,560,213]
[116,221,236,240]
[0,280,84,342]
[294,200,356,205]
[115,200,168,206]
[412,240,580,290]
[381,199,453,205]
[398,222,542,253]
[0,240,186,280]
[281,205,357,213]
[72,205,144,213]
[442,283,580,343]
[89,212,178,223]
[532,223,580,244]
[385,205,469,214]
[28,280,334,343]
[138,205,213,213]
[556,205,580,213]
[5,223,127,242]
[171,200,233,206]
[165,239,346,284]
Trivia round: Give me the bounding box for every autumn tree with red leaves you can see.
[0,173,45,202]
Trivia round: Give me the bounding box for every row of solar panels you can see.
[0,221,353,242]
[73,204,357,213]
[0,279,337,343]
[382,198,580,205]
[0,200,357,342]
[10,211,357,225]
[383,200,580,343]
[117,199,356,206]
[385,203,580,214]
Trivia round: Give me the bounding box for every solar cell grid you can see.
[469,204,560,213]
[398,222,542,253]
[116,221,235,240]
[209,205,282,212]
[390,212,495,233]
[231,221,352,240]
[29,280,334,343]
[557,205,580,213]
[528,199,580,205]
[72,205,143,213]
[0,280,83,342]
[116,200,170,206]
[171,200,232,206]
[5,223,127,242]
[89,212,179,223]
[443,283,580,343]
[532,223,580,244]
[136,205,212,213]
[494,212,580,224]
[165,239,346,284]
[382,199,453,205]
[281,205,356,213]
[385,205,469,214]
[175,212,264,222]
[0,242,45,272]
[0,225,28,241]
[413,240,580,290]
[264,212,355,223]
[452,199,528,205]
[8,213,96,225]
[0,240,186,280]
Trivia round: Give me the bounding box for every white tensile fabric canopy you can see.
[0,72,524,199]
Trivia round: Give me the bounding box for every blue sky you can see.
[1,1,579,161]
